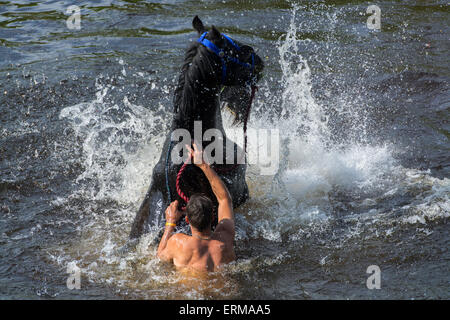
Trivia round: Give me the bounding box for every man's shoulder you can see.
[170,232,189,241]
[169,232,203,250]
[168,232,190,248]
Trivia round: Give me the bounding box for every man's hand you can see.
[158,200,182,261]
[165,200,182,224]
[186,142,209,168]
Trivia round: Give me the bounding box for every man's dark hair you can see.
[186,193,213,232]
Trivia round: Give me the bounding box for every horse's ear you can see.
[192,15,205,34]
[210,25,221,40]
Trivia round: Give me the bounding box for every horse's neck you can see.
[172,83,225,136]
[196,91,224,131]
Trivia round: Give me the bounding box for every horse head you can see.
[192,16,264,125]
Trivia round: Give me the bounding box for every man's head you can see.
[185,193,213,232]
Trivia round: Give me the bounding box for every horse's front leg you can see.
[225,164,249,208]
[220,136,249,208]
[129,161,168,239]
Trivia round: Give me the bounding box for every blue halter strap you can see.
[197,31,255,84]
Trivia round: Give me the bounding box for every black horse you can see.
[129,16,264,239]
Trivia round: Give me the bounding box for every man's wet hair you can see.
[186,193,213,232]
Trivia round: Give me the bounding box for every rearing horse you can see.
[129,16,264,239]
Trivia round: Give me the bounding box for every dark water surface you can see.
[0,0,449,299]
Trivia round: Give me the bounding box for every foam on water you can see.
[49,8,449,298]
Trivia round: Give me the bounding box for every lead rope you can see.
[175,85,258,208]
[165,140,174,204]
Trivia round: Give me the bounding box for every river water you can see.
[0,0,448,299]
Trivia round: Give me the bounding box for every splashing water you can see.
[48,7,449,299]
[59,75,168,205]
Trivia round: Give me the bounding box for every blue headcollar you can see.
[197,31,255,85]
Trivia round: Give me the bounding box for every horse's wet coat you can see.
[129,17,263,239]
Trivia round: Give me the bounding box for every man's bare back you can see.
[169,228,236,272]
[157,143,236,272]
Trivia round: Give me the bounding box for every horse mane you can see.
[172,42,218,132]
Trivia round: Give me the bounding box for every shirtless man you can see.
[157,143,236,272]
